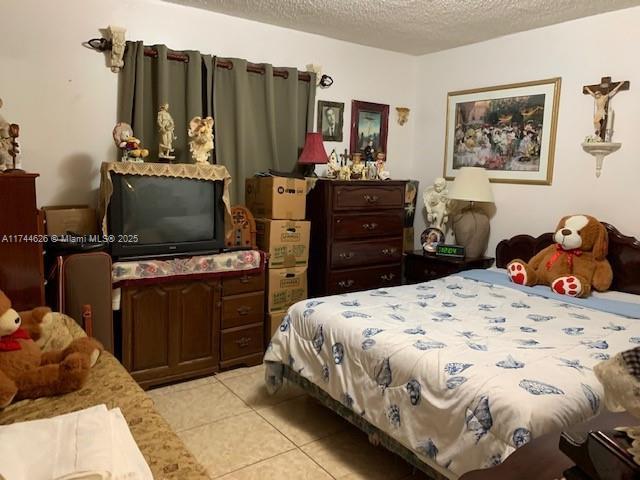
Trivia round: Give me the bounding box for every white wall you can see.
[0,0,417,207]
[413,7,640,256]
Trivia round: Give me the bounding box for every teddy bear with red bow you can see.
[507,215,613,298]
[0,290,102,408]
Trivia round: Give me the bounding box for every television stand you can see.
[117,252,267,389]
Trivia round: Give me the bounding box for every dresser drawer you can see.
[328,265,402,294]
[331,237,403,268]
[221,324,263,360]
[222,292,265,329]
[333,185,404,210]
[333,211,404,239]
[222,272,265,296]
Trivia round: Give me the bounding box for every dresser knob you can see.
[234,336,251,348]
[339,252,355,259]
[381,247,398,256]
[237,306,251,316]
[363,194,379,203]
[362,222,378,230]
[380,273,395,281]
[338,279,355,288]
[239,276,250,284]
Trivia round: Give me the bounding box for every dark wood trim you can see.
[495,222,640,295]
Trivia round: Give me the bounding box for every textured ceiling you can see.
[163,0,640,55]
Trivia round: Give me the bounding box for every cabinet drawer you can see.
[328,265,402,295]
[333,185,404,210]
[221,324,263,360]
[333,211,403,239]
[222,271,265,296]
[222,292,265,329]
[331,237,403,268]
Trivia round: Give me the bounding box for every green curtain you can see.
[118,44,316,203]
[117,41,210,163]
[213,59,316,202]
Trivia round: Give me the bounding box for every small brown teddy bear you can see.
[506,215,613,298]
[0,290,102,408]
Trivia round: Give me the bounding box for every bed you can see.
[264,223,640,479]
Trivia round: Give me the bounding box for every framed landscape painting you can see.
[350,100,389,158]
[443,77,561,185]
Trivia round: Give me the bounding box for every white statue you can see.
[108,25,126,73]
[157,103,176,159]
[0,98,19,171]
[188,116,214,164]
[327,149,340,178]
[423,177,450,232]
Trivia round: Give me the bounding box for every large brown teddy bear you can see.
[0,290,102,408]
[506,215,613,298]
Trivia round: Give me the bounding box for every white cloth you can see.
[0,405,152,480]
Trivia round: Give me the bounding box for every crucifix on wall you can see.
[583,76,630,141]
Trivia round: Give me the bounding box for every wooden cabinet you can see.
[0,173,45,311]
[404,251,495,284]
[307,179,406,296]
[121,268,265,388]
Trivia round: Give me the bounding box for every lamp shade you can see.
[298,132,328,165]
[448,167,494,203]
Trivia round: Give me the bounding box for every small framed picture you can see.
[318,101,344,142]
[421,228,445,253]
[350,100,389,159]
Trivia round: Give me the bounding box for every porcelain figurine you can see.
[0,98,19,171]
[157,103,176,160]
[327,149,340,178]
[350,153,365,179]
[423,177,450,232]
[112,122,148,162]
[375,151,389,180]
[188,116,214,164]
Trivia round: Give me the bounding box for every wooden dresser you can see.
[0,173,45,310]
[307,179,406,296]
[120,268,265,389]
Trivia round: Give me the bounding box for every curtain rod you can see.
[143,47,311,82]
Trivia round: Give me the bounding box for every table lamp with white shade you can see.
[448,167,494,259]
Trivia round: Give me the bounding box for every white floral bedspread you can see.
[265,275,640,476]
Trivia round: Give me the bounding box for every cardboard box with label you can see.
[256,219,310,268]
[267,310,287,338]
[245,176,306,220]
[43,205,98,236]
[267,266,307,312]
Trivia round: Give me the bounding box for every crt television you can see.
[108,173,225,258]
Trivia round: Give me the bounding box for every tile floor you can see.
[148,363,429,479]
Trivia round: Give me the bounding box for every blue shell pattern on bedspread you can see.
[264,274,640,476]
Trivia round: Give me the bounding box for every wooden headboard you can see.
[496,223,640,296]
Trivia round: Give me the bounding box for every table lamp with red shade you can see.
[298,132,328,177]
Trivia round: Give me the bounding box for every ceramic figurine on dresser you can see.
[112,122,149,162]
[350,153,365,179]
[157,103,176,160]
[327,149,340,178]
[0,98,21,172]
[188,116,214,164]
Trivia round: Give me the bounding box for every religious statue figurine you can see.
[107,25,126,73]
[375,151,389,180]
[364,140,375,163]
[188,116,214,164]
[327,149,340,178]
[423,177,450,232]
[0,98,20,171]
[157,103,176,160]
[350,153,365,179]
[112,122,149,162]
[583,76,630,141]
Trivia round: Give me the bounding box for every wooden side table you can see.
[404,250,494,284]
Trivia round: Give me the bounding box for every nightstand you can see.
[404,250,494,284]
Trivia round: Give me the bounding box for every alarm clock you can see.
[435,244,466,258]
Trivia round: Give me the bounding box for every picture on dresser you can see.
[350,100,389,159]
[318,100,344,142]
[444,77,561,185]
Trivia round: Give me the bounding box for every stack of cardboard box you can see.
[245,177,310,339]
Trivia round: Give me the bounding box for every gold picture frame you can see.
[443,77,561,185]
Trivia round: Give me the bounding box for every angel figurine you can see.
[157,103,176,160]
[423,177,450,232]
[188,116,214,164]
